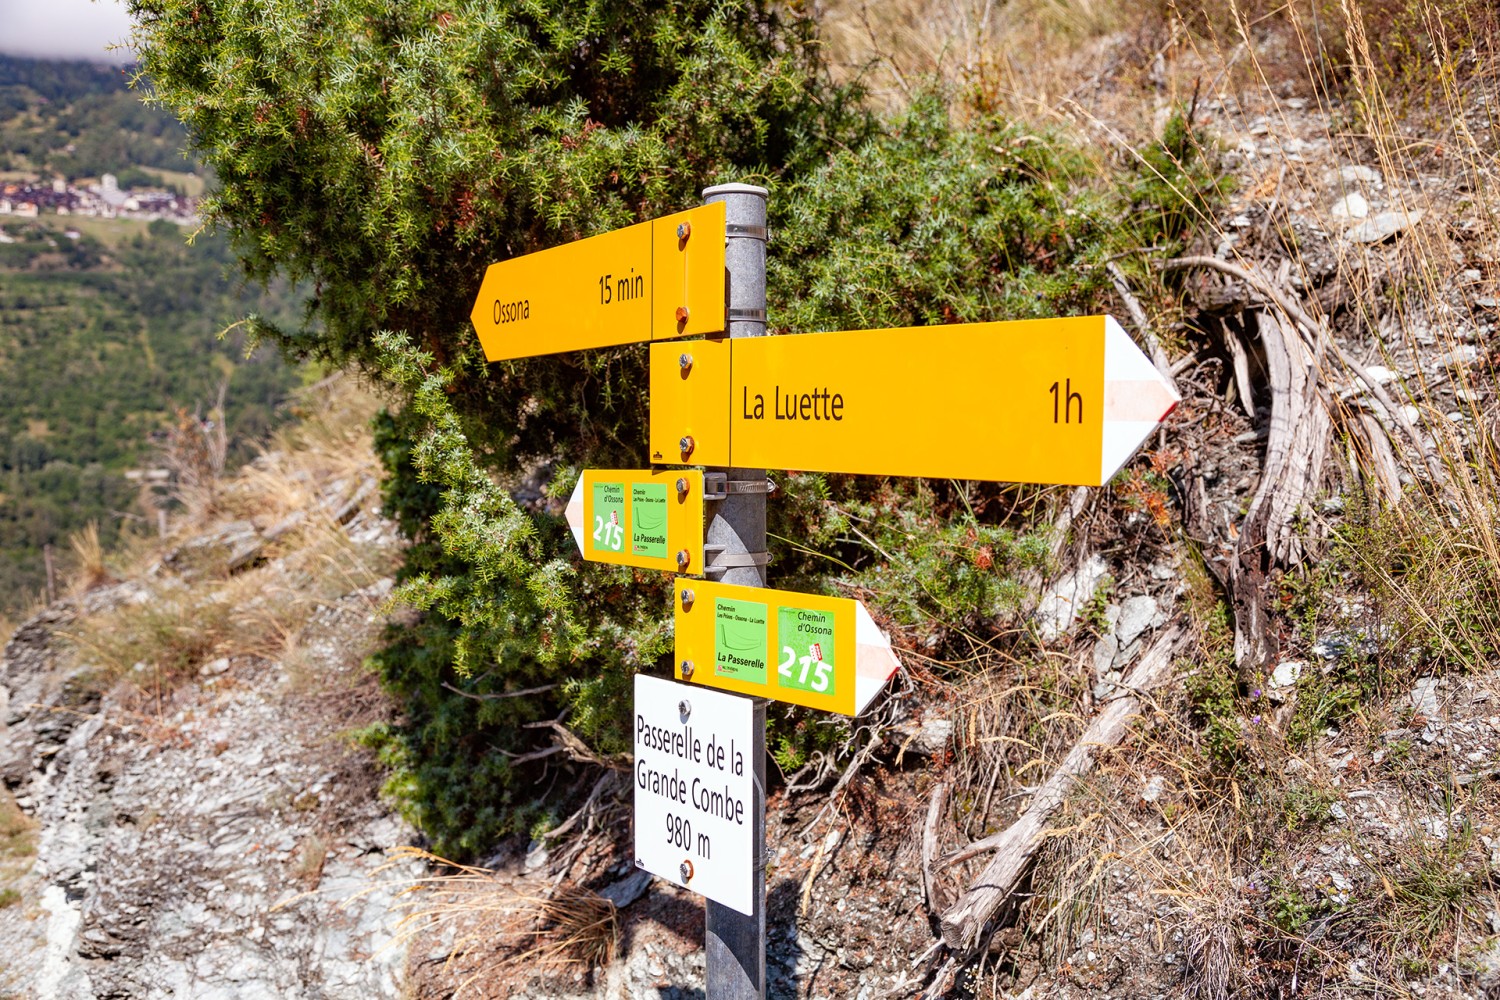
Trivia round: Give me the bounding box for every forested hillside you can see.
[0,56,190,182]
[0,54,303,615]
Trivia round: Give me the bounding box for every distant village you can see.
[0,173,199,226]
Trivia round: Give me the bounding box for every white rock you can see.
[1362,364,1396,385]
[199,657,231,677]
[1349,208,1424,243]
[1340,164,1382,185]
[1093,634,1120,678]
[1411,677,1441,716]
[1331,192,1369,219]
[1434,345,1479,369]
[1271,660,1305,688]
[1033,554,1109,641]
[1116,595,1160,647]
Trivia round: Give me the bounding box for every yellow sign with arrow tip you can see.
[649,315,1178,486]
[673,578,901,716]
[566,470,707,574]
[470,202,726,361]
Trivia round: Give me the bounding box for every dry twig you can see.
[938,627,1183,953]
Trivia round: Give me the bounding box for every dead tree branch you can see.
[938,627,1183,953]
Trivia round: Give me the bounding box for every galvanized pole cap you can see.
[702,183,768,200]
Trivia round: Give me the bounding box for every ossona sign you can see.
[469,203,726,360]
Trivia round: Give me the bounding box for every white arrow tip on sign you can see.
[1101,315,1180,484]
[854,602,902,716]
[566,477,585,555]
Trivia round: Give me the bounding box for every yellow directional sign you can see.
[567,470,706,573]
[673,578,901,716]
[649,315,1178,485]
[471,202,726,361]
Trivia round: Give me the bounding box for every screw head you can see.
[675,306,690,324]
[679,435,694,455]
[680,859,694,882]
[676,221,691,242]
[680,588,695,609]
[675,477,689,494]
[676,549,691,571]
[680,659,695,679]
[678,352,693,369]
[678,698,692,718]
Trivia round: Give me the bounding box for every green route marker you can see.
[674,578,900,717]
[566,470,706,574]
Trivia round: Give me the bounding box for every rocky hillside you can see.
[0,378,414,998]
[3,5,1500,1000]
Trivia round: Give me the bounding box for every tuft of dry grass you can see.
[66,522,115,595]
[63,373,398,703]
[0,789,36,861]
[365,847,619,996]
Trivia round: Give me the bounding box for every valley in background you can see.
[0,54,305,618]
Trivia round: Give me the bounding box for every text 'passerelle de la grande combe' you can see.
[636,715,747,825]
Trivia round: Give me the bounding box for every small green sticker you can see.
[714,598,767,684]
[776,607,836,696]
[631,482,668,559]
[591,481,626,553]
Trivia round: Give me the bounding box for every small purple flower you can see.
[1251,715,1262,725]
[1252,688,1263,699]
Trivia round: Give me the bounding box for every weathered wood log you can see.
[1225,311,1331,678]
[1106,262,1175,382]
[1353,412,1404,504]
[1161,254,1442,484]
[1241,312,1331,568]
[937,627,1182,953]
[1223,322,1257,421]
[922,782,953,917]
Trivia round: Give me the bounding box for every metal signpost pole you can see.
[701,182,768,999]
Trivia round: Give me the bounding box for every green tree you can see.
[130,0,871,855]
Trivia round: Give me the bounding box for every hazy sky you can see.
[0,0,136,64]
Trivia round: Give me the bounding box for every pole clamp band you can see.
[727,307,767,323]
[725,223,769,240]
[702,473,776,499]
[703,545,772,570]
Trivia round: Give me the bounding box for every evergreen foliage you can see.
[130,0,1227,857]
[768,95,1117,332]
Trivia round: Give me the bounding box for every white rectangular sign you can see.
[634,674,756,915]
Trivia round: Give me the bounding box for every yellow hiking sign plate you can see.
[648,315,1178,485]
[673,578,901,717]
[566,470,706,574]
[470,202,726,361]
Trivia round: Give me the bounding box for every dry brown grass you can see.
[366,847,619,996]
[62,373,398,702]
[65,521,115,595]
[815,2,1500,990]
